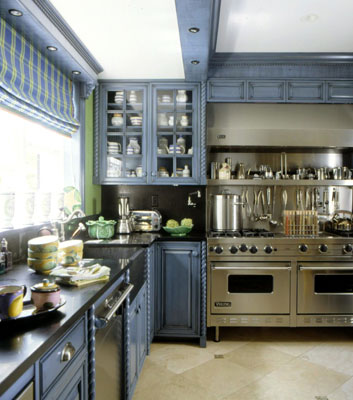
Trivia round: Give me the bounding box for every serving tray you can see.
[0,297,66,323]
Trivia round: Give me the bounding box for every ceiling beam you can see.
[175,0,214,81]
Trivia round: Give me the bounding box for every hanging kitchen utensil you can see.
[245,190,251,218]
[270,186,278,227]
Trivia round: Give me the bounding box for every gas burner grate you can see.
[325,228,353,238]
[209,229,274,238]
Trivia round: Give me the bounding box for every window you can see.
[0,106,80,229]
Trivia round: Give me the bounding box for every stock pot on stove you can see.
[211,194,243,231]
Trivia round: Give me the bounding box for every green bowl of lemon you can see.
[163,219,193,237]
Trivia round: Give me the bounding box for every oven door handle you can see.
[299,266,353,271]
[212,266,291,271]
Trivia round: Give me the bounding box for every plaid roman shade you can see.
[0,17,79,136]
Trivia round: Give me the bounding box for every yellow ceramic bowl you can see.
[28,235,59,253]
[28,249,58,260]
[27,258,57,274]
[59,240,83,253]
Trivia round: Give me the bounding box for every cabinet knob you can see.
[60,342,76,362]
[192,251,198,257]
[151,171,156,177]
[143,172,147,177]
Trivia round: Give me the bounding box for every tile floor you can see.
[133,327,353,400]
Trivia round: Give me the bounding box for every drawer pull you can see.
[60,342,76,362]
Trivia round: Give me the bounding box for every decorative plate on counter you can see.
[63,186,82,216]
[0,297,66,324]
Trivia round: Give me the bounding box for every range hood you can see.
[207,104,353,148]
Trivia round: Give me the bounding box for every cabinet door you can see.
[327,81,353,103]
[248,81,285,102]
[207,79,246,102]
[129,300,138,390]
[98,83,149,184]
[287,81,325,102]
[155,242,200,336]
[43,353,87,400]
[151,83,200,185]
[137,285,147,373]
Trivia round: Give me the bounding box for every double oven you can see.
[207,234,353,340]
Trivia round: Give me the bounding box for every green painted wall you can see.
[85,93,101,214]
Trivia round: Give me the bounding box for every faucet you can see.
[187,190,201,207]
[55,208,86,241]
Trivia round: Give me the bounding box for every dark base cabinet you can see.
[128,282,147,400]
[154,241,206,347]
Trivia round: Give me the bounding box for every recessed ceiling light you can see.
[189,27,200,33]
[46,46,58,52]
[72,71,81,75]
[191,60,200,65]
[9,9,23,17]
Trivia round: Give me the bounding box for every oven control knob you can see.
[229,246,238,254]
[299,244,308,253]
[319,244,328,253]
[343,244,353,254]
[264,245,273,254]
[209,246,214,252]
[215,246,223,254]
[239,244,248,253]
[249,246,258,254]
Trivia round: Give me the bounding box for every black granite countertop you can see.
[0,247,143,395]
[84,231,206,248]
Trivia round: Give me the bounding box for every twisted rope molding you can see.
[93,86,100,182]
[200,82,207,184]
[87,306,96,400]
[200,242,207,347]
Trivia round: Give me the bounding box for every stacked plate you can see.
[114,91,124,104]
[161,94,172,103]
[130,116,142,126]
[27,235,59,274]
[107,141,121,154]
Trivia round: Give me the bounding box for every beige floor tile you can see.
[148,342,214,374]
[328,376,353,400]
[224,342,295,376]
[224,357,350,400]
[180,357,261,399]
[134,358,175,393]
[133,374,218,400]
[205,337,250,356]
[300,342,353,375]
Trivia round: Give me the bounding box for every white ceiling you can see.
[216,0,353,53]
[50,0,185,79]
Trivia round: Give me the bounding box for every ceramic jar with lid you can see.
[168,116,174,127]
[31,279,61,310]
[180,115,189,127]
[182,165,190,177]
[176,90,188,103]
[128,138,140,154]
[111,113,123,127]
[176,136,186,153]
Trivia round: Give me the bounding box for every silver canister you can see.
[210,162,218,179]
[211,194,228,231]
[227,194,242,231]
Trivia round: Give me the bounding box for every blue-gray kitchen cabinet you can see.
[207,78,353,103]
[151,83,201,185]
[128,282,147,400]
[95,81,205,185]
[154,241,206,347]
[95,83,149,184]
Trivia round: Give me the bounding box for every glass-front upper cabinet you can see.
[151,83,200,184]
[99,84,148,183]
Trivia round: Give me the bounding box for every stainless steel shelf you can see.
[207,179,353,187]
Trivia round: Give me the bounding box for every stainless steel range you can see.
[207,230,353,341]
